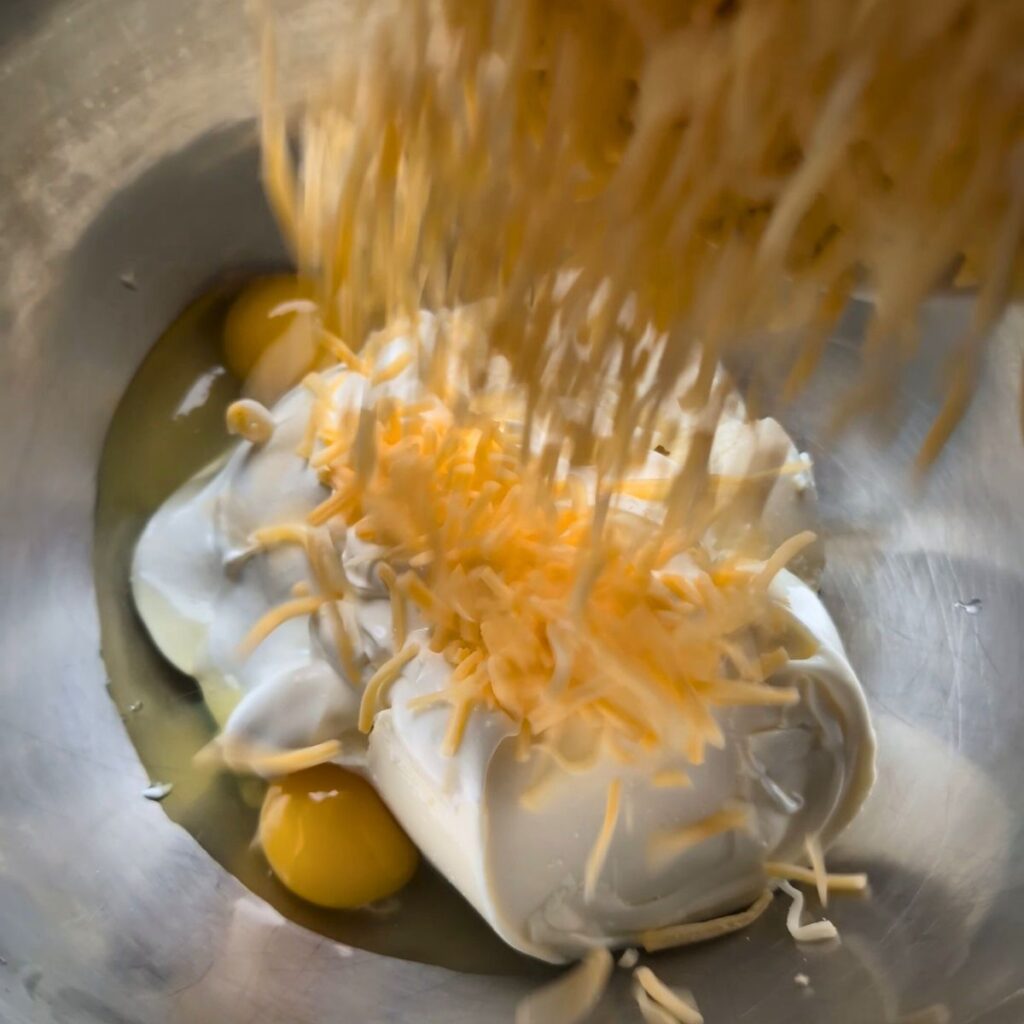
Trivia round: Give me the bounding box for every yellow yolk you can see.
[223,275,318,402]
[259,763,419,909]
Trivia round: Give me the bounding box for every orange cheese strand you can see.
[239,595,326,657]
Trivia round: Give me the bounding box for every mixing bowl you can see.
[2,2,1023,1021]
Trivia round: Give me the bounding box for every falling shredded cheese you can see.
[371,349,414,384]
[318,327,367,373]
[648,804,750,868]
[262,0,1024,484]
[245,0,1024,768]
[377,563,407,650]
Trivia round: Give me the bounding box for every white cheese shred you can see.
[640,890,773,952]
[647,803,749,868]
[634,986,680,1024]
[226,398,276,444]
[202,737,342,776]
[238,595,325,657]
[514,948,613,1024]
[777,880,839,943]
[617,948,640,969]
[764,861,868,894]
[634,966,704,1024]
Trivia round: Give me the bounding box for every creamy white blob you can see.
[132,313,875,963]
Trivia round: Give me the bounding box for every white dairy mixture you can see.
[133,314,875,963]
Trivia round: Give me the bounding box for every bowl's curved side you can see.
[2,3,1024,1023]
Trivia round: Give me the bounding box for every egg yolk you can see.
[222,275,318,389]
[259,763,419,909]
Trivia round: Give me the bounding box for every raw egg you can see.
[223,275,319,403]
[259,763,419,909]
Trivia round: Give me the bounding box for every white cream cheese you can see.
[131,317,875,963]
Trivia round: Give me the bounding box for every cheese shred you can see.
[648,804,750,868]
[358,643,420,733]
[640,891,774,952]
[377,563,407,650]
[238,595,325,657]
[514,948,613,1024]
[777,880,840,944]
[634,967,704,1024]
[764,861,869,894]
[805,832,830,908]
[583,778,622,901]
[207,737,343,777]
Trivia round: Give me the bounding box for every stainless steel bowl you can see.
[3,3,1024,1022]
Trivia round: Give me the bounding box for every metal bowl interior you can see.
[2,3,1024,1022]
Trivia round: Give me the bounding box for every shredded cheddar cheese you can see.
[358,643,421,733]
[237,360,821,767]
[647,804,750,868]
[371,349,414,385]
[650,770,692,790]
[202,737,343,777]
[239,595,326,657]
[805,832,830,908]
[764,861,869,894]
[233,351,827,774]
[583,778,622,901]
[377,563,407,650]
[639,891,774,952]
[518,761,562,813]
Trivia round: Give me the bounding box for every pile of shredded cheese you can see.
[241,337,817,769]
